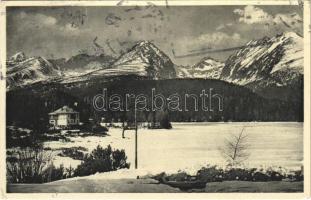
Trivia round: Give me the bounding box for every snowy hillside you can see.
[7,52,26,66]
[220,32,303,87]
[7,42,177,87]
[6,53,62,90]
[175,57,224,79]
[62,41,177,83]
[59,53,115,72]
[111,41,176,79]
[175,65,193,78]
[7,32,303,92]
[191,57,225,79]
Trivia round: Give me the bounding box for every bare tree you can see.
[220,127,250,166]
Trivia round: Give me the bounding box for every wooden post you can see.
[122,128,125,139]
[122,120,125,138]
[135,103,138,169]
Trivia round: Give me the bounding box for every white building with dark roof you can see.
[49,106,79,127]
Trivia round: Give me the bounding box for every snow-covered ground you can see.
[44,122,303,176]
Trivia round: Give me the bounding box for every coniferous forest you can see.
[6,75,303,131]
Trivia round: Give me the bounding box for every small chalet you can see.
[49,106,80,128]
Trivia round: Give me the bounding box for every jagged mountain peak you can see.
[121,40,170,61]
[66,53,91,61]
[249,36,271,45]
[194,56,223,68]
[136,40,155,47]
[280,31,302,39]
[111,41,176,79]
[271,31,302,46]
[221,31,303,87]
[175,56,225,79]
[62,41,177,83]
[48,53,116,74]
[9,52,27,63]
[6,55,62,90]
[245,32,301,48]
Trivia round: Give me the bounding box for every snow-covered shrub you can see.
[196,165,224,182]
[58,147,85,160]
[74,145,130,176]
[6,148,65,183]
[166,171,190,181]
[154,165,303,183]
[223,167,256,181]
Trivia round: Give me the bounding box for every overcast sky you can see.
[7,5,303,65]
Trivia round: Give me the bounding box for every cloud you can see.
[234,5,273,24]
[37,14,57,25]
[19,12,57,26]
[16,12,86,36]
[197,32,241,44]
[234,6,302,28]
[216,23,233,31]
[178,32,243,54]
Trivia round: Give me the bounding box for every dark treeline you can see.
[6,76,303,130]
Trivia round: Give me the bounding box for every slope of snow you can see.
[9,52,26,63]
[109,54,149,76]
[271,32,303,74]
[175,66,193,78]
[6,56,62,89]
[62,61,106,77]
[8,41,178,87]
[221,32,303,86]
[45,122,302,176]
[112,41,176,79]
[58,53,115,72]
[61,41,177,84]
[176,57,224,79]
[7,52,27,68]
[192,57,225,79]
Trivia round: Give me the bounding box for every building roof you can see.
[49,106,79,115]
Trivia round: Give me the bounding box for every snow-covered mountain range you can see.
[61,41,176,84]
[175,32,303,88]
[6,53,63,90]
[96,41,176,79]
[111,41,176,79]
[220,32,303,88]
[6,32,303,94]
[49,53,115,73]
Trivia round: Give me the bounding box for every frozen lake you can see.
[45,122,303,174]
